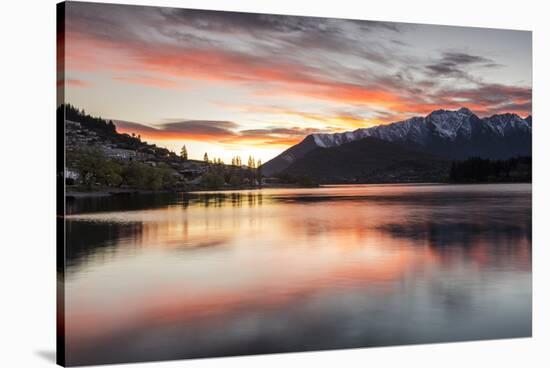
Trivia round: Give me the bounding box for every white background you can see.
[0,0,548,367]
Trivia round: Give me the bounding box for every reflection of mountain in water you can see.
[379,220,531,271]
[380,221,531,246]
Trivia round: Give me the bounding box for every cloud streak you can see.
[114,120,331,148]
[113,75,182,89]
[115,120,239,141]
[424,51,502,81]
[57,78,92,88]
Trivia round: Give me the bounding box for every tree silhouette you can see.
[449,156,531,182]
[180,145,188,161]
[203,152,209,163]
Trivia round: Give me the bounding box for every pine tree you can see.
[203,152,209,163]
[180,145,188,161]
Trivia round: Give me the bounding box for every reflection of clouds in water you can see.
[66,266,531,366]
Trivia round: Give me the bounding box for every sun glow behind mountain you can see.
[60,3,532,163]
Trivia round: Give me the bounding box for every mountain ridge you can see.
[262,107,531,176]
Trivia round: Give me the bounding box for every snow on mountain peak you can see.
[313,134,329,147]
[425,108,475,139]
[484,113,531,136]
[308,108,530,149]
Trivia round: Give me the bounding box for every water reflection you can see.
[65,221,144,271]
[63,184,531,366]
[66,191,266,215]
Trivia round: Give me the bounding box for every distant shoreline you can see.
[65,183,311,199]
[65,180,531,199]
[65,188,166,199]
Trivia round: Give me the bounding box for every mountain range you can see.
[261,107,532,180]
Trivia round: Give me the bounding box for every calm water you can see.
[63,184,532,366]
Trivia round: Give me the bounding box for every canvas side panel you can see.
[56,2,66,366]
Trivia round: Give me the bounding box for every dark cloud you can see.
[391,39,409,46]
[440,52,492,65]
[239,126,329,137]
[422,83,532,116]
[424,52,498,80]
[113,120,158,134]
[161,9,322,34]
[483,62,503,68]
[438,84,531,106]
[159,120,239,134]
[354,20,401,33]
[161,8,400,35]
[489,101,532,116]
[114,119,239,140]
[425,63,468,79]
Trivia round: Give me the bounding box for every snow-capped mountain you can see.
[261,107,532,176]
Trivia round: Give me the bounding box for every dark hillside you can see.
[283,137,449,183]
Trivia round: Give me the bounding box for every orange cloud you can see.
[57,78,92,88]
[113,75,182,89]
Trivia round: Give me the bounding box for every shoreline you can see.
[65,184,308,198]
[65,188,173,199]
[65,181,532,199]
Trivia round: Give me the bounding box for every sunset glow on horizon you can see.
[61,3,532,162]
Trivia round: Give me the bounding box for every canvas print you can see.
[57,1,532,366]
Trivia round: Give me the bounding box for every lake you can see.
[62,183,532,366]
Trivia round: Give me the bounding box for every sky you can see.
[60,2,532,163]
